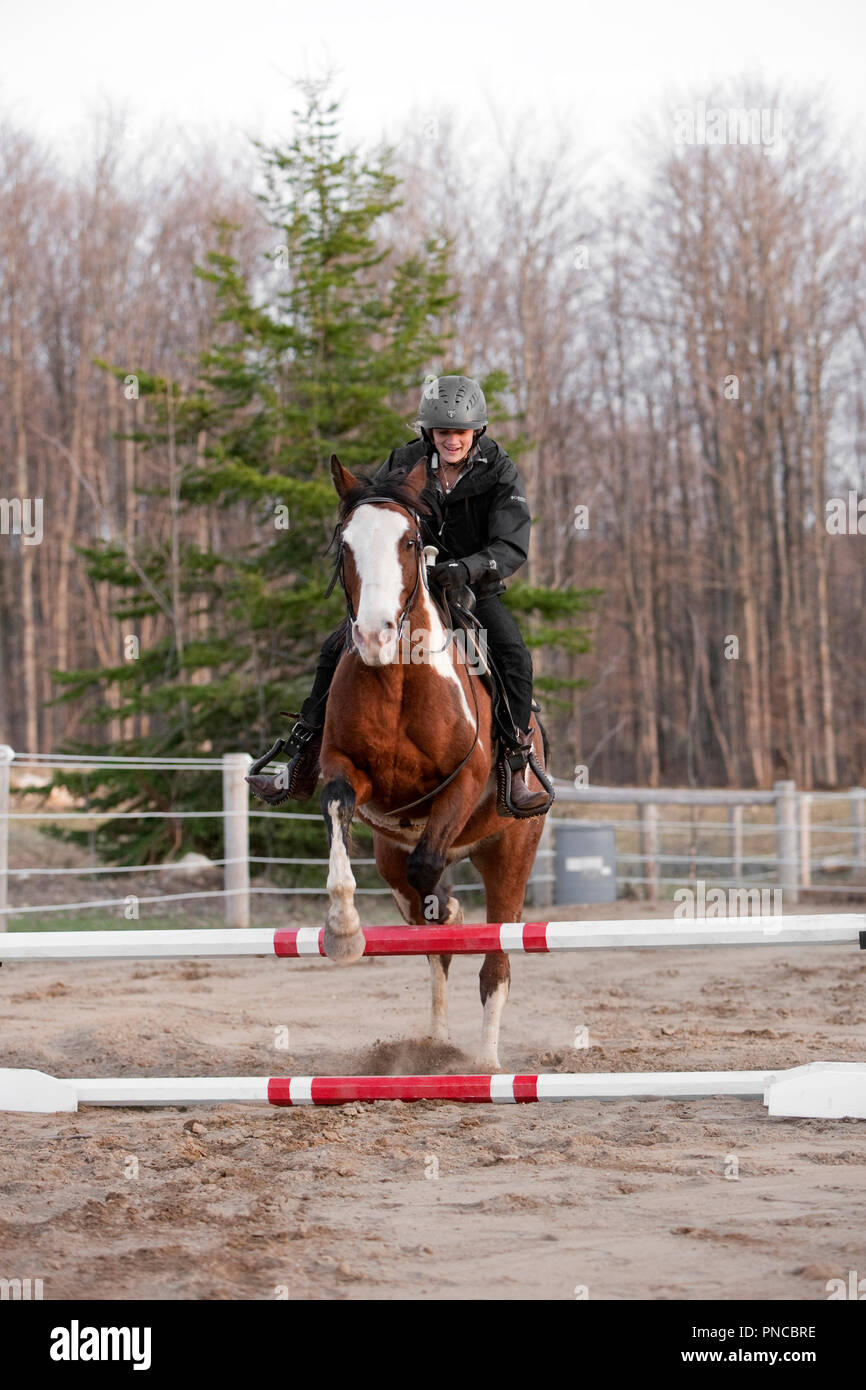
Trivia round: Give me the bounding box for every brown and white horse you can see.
[319,455,548,1070]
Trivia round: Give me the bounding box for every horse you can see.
[318,454,549,1070]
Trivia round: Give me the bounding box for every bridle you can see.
[323,495,481,817]
[324,496,425,639]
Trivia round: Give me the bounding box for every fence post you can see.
[852,788,866,872]
[800,793,812,891]
[774,779,798,905]
[729,805,743,882]
[638,801,659,901]
[223,752,251,928]
[0,745,13,932]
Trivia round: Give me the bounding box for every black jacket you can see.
[374,436,530,597]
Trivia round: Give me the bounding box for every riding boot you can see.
[245,708,325,806]
[499,726,555,818]
[281,708,325,802]
[246,621,349,806]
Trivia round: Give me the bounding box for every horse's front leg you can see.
[427,890,464,1043]
[373,836,463,1043]
[320,760,371,963]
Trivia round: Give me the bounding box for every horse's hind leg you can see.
[373,836,461,1042]
[477,952,510,1072]
[469,821,544,1070]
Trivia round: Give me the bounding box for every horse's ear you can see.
[402,458,429,499]
[330,454,358,497]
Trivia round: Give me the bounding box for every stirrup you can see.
[245,715,323,805]
[245,736,291,806]
[248,736,287,777]
[495,731,555,820]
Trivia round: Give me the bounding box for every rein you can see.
[324,495,481,818]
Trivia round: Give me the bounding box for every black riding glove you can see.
[429,560,470,591]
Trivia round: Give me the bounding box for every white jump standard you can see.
[2,1063,865,1118]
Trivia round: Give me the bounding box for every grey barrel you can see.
[554,822,617,904]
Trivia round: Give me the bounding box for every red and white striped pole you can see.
[3,1064,865,1116]
[1,916,862,960]
[2,1066,782,1111]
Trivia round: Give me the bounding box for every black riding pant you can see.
[300,596,534,733]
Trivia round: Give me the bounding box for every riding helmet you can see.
[417,375,488,434]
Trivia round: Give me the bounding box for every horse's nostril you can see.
[355,622,397,648]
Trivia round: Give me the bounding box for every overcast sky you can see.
[2,0,864,173]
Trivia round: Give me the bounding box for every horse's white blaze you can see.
[345,502,475,734]
[343,507,408,662]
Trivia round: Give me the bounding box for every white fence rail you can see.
[0,745,864,928]
[550,779,866,904]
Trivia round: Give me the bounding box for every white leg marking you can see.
[429,956,450,1041]
[428,897,461,1040]
[442,895,463,925]
[323,801,365,963]
[479,980,509,1072]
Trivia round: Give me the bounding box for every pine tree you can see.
[53,80,452,876]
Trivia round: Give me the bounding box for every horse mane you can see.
[337,467,435,524]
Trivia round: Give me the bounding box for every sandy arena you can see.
[1,900,865,1301]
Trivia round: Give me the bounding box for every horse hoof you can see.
[323,928,366,964]
[442,896,464,925]
[477,1055,502,1073]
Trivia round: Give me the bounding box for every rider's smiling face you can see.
[432,428,475,464]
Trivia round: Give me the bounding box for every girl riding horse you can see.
[252,374,552,817]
